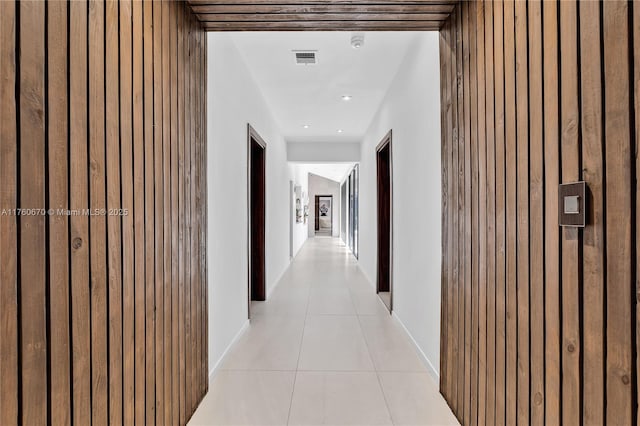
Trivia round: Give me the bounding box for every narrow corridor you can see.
[189,238,458,426]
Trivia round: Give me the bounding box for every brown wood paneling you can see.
[119,1,136,424]
[514,1,530,424]
[461,2,472,423]
[198,12,449,22]
[88,1,109,423]
[438,16,450,402]
[527,1,544,424]
[69,1,92,423]
[455,7,465,417]
[449,9,460,412]
[455,5,465,414]
[178,4,187,422]
[0,1,18,424]
[161,1,173,424]
[542,2,561,424]
[202,21,442,31]
[191,3,454,15]
[483,2,495,424]
[19,1,48,423]
[440,1,639,425]
[0,1,207,425]
[47,1,72,424]
[502,2,517,424]
[559,2,581,424]
[468,3,479,423]
[475,4,487,424]
[132,1,147,423]
[579,1,605,424]
[142,1,156,422]
[153,0,165,423]
[187,0,453,29]
[492,1,506,424]
[106,1,123,425]
[170,1,181,424]
[603,1,634,424]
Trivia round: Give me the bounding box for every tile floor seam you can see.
[352,294,396,426]
[286,256,312,426]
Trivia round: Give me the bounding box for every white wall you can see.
[207,34,301,374]
[287,142,361,162]
[308,173,341,238]
[357,33,443,377]
[288,163,309,257]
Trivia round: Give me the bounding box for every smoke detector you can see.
[293,50,318,65]
[351,33,365,49]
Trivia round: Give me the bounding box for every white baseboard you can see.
[392,311,440,383]
[208,319,250,381]
[355,261,439,383]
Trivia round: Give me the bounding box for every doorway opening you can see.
[314,195,333,236]
[376,131,393,311]
[348,164,359,259]
[340,182,347,244]
[248,125,266,316]
[289,180,294,259]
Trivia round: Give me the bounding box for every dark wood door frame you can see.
[247,124,267,317]
[376,131,393,311]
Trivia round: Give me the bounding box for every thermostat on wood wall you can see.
[558,181,587,228]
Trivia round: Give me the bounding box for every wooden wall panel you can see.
[48,2,72,424]
[482,4,495,425]
[69,1,92,423]
[527,2,544,424]
[0,1,207,425]
[542,2,561,424]
[119,1,136,424]
[579,2,605,424]
[18,2,47,423]
[454,7,465,418]
[106,0,123,424]
[461,2,472,423]
[439,1,639,425]
[603,2,635,424]
[492,1,506,424]
[438,12,450,404]
[502,2,517,424]
[0,1,18,424]
[559,3,582,424]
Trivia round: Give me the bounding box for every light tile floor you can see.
[189,237,460,426]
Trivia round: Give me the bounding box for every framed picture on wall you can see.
[319,199,330,216]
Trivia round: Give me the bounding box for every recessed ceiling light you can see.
[341,95,352,101]
[337,129,343,133]
[303,124,310,129]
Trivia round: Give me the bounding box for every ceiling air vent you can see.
[293,50,318,65]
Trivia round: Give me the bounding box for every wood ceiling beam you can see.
[196,13,449,22]
[190,4,455,14]
[187,0,454,31]
[201,20,443,30]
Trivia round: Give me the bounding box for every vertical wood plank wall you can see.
[0,1,208,425]
[439,1,639,425]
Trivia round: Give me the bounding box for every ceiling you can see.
[299,163,355,183]
[187,1,455,32]
[228,31,422,143]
